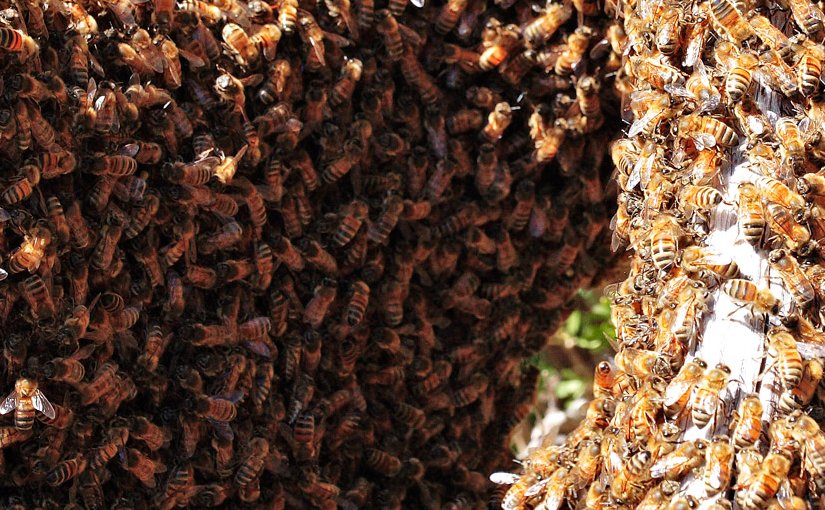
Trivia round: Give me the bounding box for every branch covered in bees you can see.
[494,0,825,508]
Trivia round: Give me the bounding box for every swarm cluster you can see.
[494,0,825,509]
[0,0,624,505]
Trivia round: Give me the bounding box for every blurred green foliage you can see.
[531,289,615,408]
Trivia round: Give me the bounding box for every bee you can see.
[740,450,792,510]
[664,357,707,417]
[555,26,593,76]
[704,435,734,495]
[797,49,822,96]
[122,448,165,488]
[768,249,814,309]
[479,25,520,72]
[524,3,574,48]
[615,347,673,379]
[279,0,298,32]
[375,10,402,62]
[650,439,708,480]
[0,378,55,430]
[481,102,512,143]
[680,246,738,280]
[737,182,766,245]
[434,0,468,35]
[677,113,738,149]
[329,58,363,107]
[222,23,259,65]
[691,363,732,428]
[766,202,812,252]
[767,328,805,389]
[638,481,682,510]
[20,274,56,321]
[46,454,87,486]
[707,0,754,43]
[2,164,39,205]
[8,225,50,273]
[235,437,268,486]
[722,279,780,315]
[779,358,823,413]
[368,195,404,245]
[646,214,682,273]
[304,279,337,329]
[786,0,825,36]
[0,27,38,60]
[250,24,282,61]
[731,394,763,448]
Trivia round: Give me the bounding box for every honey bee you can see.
[715,42,759,104]
[769,249,815,309]
[481,102,512,142]
[638,481,681,510]
[0,27,38,60]
[740,450,792,510]
[705,435,734,495]
[785,0,825,36]
[679,246,738,280]
[691,363,732,428]
[767,328,805,389]
[650,439,708,480]
[523,3,574,48]
[737,182,766,245]
[615,347,673,378]
[664,357,707,417]
[222,23,259,65]
[20,274,56,321]
[779,358,823,413]
[234,437,268,487]
[645,214,683,273]
[765,202,812,253]
[707,0,755,43]
[730,393,763,448]
[8,224,50,273]
[46,454,87,486]
[434,0,468,35]
[0,378,55,430]
[677,113,738,149]
[722,279,781,315]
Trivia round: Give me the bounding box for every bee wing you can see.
[31,389,55,419]
[208,418,235,440]
[524,477,550,498]
[628,108,660,138]
[663,377,695,407]
[650,452,691,478]
[120,142,141,157]
[693,133,717,150]
[540,479,566,510]
[178,47,206,68]
[410,0,424,7]
[795,341,825,360]
[0,391,18,414]
[490,472,522,485]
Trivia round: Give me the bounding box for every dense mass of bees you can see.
[491,0,825,508]
[0,0,627,505]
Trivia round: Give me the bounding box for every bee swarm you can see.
[0,0,623,506]
[496,0,825,508]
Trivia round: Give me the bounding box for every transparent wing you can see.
[0,391,18,415]
[524,477,550,497]
[490,472,522,485]
[31,389,55,419]
[663,378,694,407]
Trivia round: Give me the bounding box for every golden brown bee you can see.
[739,450,792,510]
[523,3,573,48]
[704,435,734,495]
[769,249,815,309]
[679,245,739,280]
[663,357,707,417]
[767,328,805,389]
[481,102,512,143]
[234,437,268,486]
[707,0,754,43]
[690,363,731,428]
[731,393,763,449]
[8,225,50,273]
[122,448,165,488]
[779,358,823,413]
[0,378,55,430]
[737,182,767,246]
[786,0,825,35]
[222,23,259,65]
[650,439,708,480]
[722,279,781,315]
[677,113,738,148]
